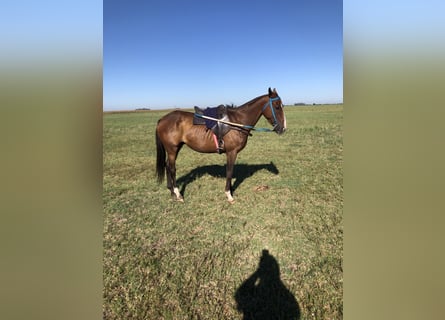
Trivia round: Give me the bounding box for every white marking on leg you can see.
[225,190,235,203]
[173,187,183,201]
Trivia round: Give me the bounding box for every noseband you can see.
[262,96,281,129]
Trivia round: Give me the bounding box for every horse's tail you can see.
[155,129,166,183]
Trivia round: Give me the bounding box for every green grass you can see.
[103,105,343,319]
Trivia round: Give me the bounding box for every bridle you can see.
[262,96,282,129]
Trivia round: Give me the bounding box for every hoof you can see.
[171,195,184,202]
[225,190,234,204]
[171,187,183,202]
[172,194,184,202]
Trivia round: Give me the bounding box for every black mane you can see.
[224,94,267,110]
[242,94,268,107]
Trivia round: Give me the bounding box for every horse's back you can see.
[156,110,193,145]
[157,110,193,132]
[158,110,193,125]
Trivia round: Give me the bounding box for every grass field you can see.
[103,105,343,319]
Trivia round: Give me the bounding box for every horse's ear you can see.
[268,87,272,96]
[273,88,277,93]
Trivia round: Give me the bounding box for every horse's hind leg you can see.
[224,151,237,204]
[166,145,184,202]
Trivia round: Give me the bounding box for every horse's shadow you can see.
[176,162,279,196]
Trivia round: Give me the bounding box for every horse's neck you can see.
[229,95,268,126]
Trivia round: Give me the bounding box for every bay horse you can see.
[155,87,286,203]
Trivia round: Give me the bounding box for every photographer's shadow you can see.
[235,250,300,320]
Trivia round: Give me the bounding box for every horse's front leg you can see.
[225,151,237,204]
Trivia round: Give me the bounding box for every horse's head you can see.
[262,88,287,134]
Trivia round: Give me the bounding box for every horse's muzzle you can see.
[274,124,286,135]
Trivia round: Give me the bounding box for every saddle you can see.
[193,105,231,153]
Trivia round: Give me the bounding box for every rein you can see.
[194,96,281,132]
[194,114,273,132]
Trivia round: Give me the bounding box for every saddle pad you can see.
[193,105,225,130]
[202,107,218,129]
[193,111,206,125]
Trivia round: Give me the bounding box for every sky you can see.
[104,0,343,110]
